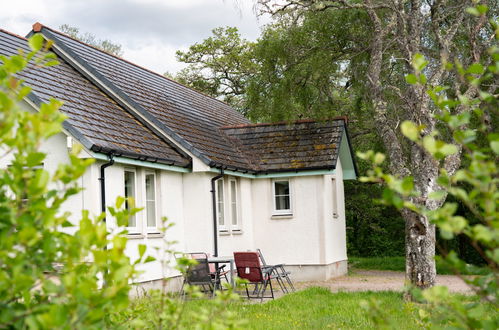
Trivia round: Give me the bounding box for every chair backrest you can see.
[233,252,264,283]
[190,252,216,273]
[186,257,212,284]
[256,248,268,266]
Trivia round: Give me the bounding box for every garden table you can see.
[208,256,235,287]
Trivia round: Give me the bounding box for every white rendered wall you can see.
[322,159,348,265]
[182,172,215,254]
[251,176,323,266]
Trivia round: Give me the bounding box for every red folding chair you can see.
[233,252,276,301]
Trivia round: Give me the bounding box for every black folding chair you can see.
[183,257,220,298]
[257,248,295,293]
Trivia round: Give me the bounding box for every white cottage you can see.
[0,23,357,285]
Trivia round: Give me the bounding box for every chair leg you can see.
[245,284,250,300]
[269,278,274,299]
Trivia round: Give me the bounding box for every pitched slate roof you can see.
[221,120,346,172]
[33,24,254,171]
[0,29,190,167]
[7,23,356,175]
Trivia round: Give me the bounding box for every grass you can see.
[349,256,488,275]
[180,288,422,329]
[123,288,491,329]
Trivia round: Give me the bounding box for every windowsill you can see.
[271,214,293,220]
[147,232,165,238]
[219,230,230,236]
[231,229,243,235]
[127,233,145,239]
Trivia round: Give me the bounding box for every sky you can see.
[1,0,270,75]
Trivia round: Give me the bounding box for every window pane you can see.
[274,181,290,211]
[145,174,155,200]
[275,195,290,210]
[145,174,156,227]
[124,171,136,227]
[230,181,237,226]
[217,180,224,225]
[146,201,156,227]
[275,181,289,195]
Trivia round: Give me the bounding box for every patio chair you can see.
[233,252,276,301]
[257,248,295,293]
[190,252,229,284]
[184,256,220,298]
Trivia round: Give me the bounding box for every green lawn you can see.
[122,287,490,329]
[179,288,421,329]
[349,256,487,275]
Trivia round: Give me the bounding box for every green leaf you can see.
[439,143,458,156]
[466,7,480,16]
[401,177,414,194]
[429,191,446,200]
[26,152,46,167]
[419,74,427,84]
[466,63,484,75]
[138,244,146,258]
[491,141,499,155]
[401,121,419,141]
[28,34,44,52]
[412,53,428,72]
[373,153,385,165]
[405,74,418,84]
[423,136,437,153]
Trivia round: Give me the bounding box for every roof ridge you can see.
[32,22,238,109]
[0,28,28,41]
[220,117,348,130]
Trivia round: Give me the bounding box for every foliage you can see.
[59,24,124,57]
[0,34,146,328]
[359,5,498,326]
[175,27,258,111]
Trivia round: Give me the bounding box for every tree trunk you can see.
[403,209,436,290]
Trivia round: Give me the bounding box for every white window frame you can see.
[145,171,159,233]
[216,178,227,232]
[272,179,292,215]
[124,168,139,233]
[229,178,240,230]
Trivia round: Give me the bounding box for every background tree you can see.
[254,0,497,290]
[175,26,258,111]
[59,24,124,57]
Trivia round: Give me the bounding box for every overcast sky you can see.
[1,0,269,74]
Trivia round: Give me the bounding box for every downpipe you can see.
[98,153,115,223]
[210,168,224,257]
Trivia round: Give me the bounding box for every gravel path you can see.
[294,270,473,294]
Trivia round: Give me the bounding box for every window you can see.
[145,172,157,231]
[216,179,226,230]
[229,179,239,229]
[332,178,339,218]
[124,170,137,229]
[273,180,291,215]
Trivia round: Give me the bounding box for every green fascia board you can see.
[209,168,336,179]
[339,131,357,180]
[91,152,190,173]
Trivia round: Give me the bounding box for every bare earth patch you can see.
[294,270,473,294]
